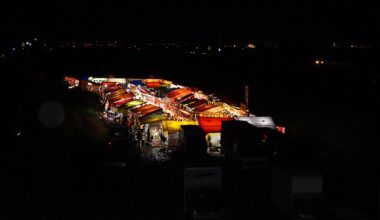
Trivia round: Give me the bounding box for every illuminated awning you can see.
[132,104,159,114]
[140,106,161,116]
[112,97,134,107]
[197,117,234,133]
[106,89,126,100]
[119,100,145,110]
[187,99,207,109]
[144,79,163,88]
[140,114,167,124]
[109,93,134,103]
[166,88,193,100]
[180,98,197,106]
[145,82,161,88]
[104,85,123,94]
[139,109,167,123]
[199,106,227,115]
[194,104,217,113]
[161,120,199,132]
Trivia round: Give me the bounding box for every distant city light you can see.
[315,59,324,65]
[247,43,256,49]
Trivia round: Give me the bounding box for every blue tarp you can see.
[130,80,145,86]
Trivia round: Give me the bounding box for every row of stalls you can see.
[123,79,241,150]
[64,76,285,153]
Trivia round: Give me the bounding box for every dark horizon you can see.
[1,0,379,48]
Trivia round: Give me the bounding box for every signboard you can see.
[149,123,163,147]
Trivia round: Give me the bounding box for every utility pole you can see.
[245,85,250,116]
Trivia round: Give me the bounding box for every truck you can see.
[221,120,279,170]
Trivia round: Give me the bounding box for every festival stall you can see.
[197,117,234,147]
[161,120,199,149]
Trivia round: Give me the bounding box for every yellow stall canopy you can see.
[140,114,168,124]
[161,120,199,132]
[115,100,145,114]
[123,100,145,109]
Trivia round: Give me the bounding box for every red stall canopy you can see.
[144,79,162,88]
[197,117,234,133]
[104,85,123,94]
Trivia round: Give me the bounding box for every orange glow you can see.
[247,43,256,49]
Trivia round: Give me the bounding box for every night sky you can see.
[0,0,379,46]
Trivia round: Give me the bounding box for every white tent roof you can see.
[237,116,276,129]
